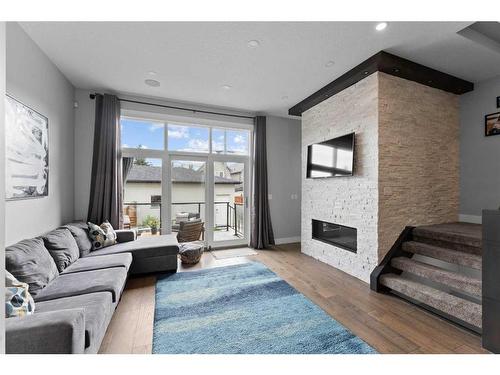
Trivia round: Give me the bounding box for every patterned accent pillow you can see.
[5,270,35,318]
[100,221,117,242]
[87,221,117,250]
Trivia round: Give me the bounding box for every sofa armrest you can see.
[116,229,137,243]
[6,309,86,354]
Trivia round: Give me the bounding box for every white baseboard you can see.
[459,214,482,224]
[275,236,301,245]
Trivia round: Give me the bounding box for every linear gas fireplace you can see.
[311,219,357,253]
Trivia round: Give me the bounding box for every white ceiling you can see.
[19,22,500,117]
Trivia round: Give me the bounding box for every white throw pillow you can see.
[87,221,117,250]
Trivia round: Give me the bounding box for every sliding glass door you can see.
[121,115,252,248]
[168,156,249,248]
[170,157,207,241]
[212,160,248,246]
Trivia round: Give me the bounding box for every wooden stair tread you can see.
[391,257,481,296]
[380,273,482,330]
[403,241,482,270]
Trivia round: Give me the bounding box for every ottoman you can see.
[179,241,205,264]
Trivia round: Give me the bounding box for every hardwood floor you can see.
[99,243,488,354]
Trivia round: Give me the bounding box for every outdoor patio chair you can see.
[177,220,205,242]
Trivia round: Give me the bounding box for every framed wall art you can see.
[485,111,500,137]
[5,94,49,200]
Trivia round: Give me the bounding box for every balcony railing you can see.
[123,201,244,238]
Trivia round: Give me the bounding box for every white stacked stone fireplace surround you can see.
[301,72,460,283]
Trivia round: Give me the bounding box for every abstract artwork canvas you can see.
[5,95,49,200]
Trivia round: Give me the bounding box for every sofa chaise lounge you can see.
[5,221,179,354]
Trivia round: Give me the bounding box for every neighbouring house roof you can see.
[126,164,240,184]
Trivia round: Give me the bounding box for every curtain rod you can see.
[89,93,255,120]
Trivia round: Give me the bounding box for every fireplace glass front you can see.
[311,219,357,253]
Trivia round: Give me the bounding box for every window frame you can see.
[121,109,253,247]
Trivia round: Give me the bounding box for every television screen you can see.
[306,133,355,178]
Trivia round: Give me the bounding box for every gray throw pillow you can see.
[5,238,59,297]
[43,228,80,272]
[62,221,93,257]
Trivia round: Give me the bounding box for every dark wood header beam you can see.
[288,51,474,116]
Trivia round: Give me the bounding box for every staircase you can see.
[371,222,482,333]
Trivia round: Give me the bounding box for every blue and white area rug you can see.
[153,262,376,354]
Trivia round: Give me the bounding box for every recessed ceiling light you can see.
[325,60,335,67]
[221,84,232,90]
[247,40,260,48]
[148,71,157,76]
[144,79,160,87]
[375,22,388,31]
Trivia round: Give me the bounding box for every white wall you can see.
[266,115,302,243]
[0,21,6,354]
[460,75,500,223]
[5,23,75,245]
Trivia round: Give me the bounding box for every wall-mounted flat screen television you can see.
[306,132,355,178]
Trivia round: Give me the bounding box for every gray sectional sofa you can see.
[5,221,179,354]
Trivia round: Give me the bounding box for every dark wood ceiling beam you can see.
[288,51,474,116]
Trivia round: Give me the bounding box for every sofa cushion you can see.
[87,234,179,259]
[33,267,127,303]
[35,292,113,352]
[6,238,59,297]
[88,222,117,250]
[43,228,80,272]
[62,222,93,257]
[62,253,132,275]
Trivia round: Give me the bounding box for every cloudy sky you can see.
[121,119,249,166]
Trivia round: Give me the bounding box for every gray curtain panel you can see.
[250,116,275,249]
[87,94,123,229]
[122,157,134,183]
